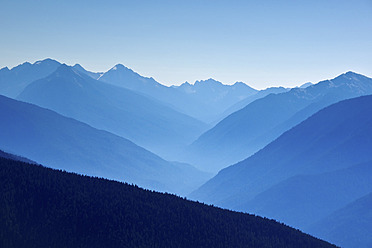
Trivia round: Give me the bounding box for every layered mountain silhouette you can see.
[190,95,372,246]
[0,59,60,97]
[0,155,336,248]
[187,71,372,172]
[307,192,372,248]
[99,64,258,123]
[0,95,210,195]
[216,86,289,122]
[17,64,207,159]
[239,161,372,229]
[173,79,258,122]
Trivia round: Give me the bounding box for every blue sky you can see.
[1,0,372,89]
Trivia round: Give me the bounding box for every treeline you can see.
[0,156,336,248]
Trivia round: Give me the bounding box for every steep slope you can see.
[0,95,210,195]
[0,58,60,97]
[0,156,336,248]
[17,64,207,159]
[99,65,257,123]
[306,192,372,248]
[99,64,166,93]
[188,71,372,172]
[191,95,372,209]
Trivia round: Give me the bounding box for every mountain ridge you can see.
[0,94,210,195]
[17,64,207,160]
[186,71,372,172]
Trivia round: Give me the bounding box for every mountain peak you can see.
[195,78,222,86]
[332,71,370,84]
[233,81,257,91]
[53,64,83,79]
[299,82,313,88]
[111,64,129,71]
[33,58,59,66]
[73,63,85,70]
[0,66,10,72]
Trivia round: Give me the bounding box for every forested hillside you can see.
[0,156,335,248]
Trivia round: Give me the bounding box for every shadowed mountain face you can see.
[239,161,372,229]
[0,156,336,248]
[186,72,372,173]
[0,59,61,98]
[99,65,258,123]
[190,95,372,247]
[191,94,372,214]
[0,95,210,195]
[17,64,207,160]
[307,192,372,248]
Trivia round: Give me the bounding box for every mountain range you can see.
[190,95,372,247]
[0,59,60,98]
[1,58,371,247]
[186,71,372,172]
[0,94,210,195]
[17,64,207,160]
[98,64,258,123]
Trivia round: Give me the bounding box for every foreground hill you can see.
[0,95,209,195]
[188,71,372,172]
[0,156,335,248]
[17,64,207,159]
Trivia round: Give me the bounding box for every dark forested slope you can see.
[0,156,336,248]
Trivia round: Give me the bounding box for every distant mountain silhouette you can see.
[0,58,60,97]
[174,79,258,123]
[17,64,207,160]
[72,63,103,80]
[0,156,336,248]
[191,94,372,205]
[190,95,372,246]
[99,64,167,93]
[299,82,313,88]
[0,95,210,195]
[187,72,372,172]
[216,86,289,122]
[307,192,372,248]
[99,65,257,123]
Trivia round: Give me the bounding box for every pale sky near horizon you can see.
[1,0,372,89]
